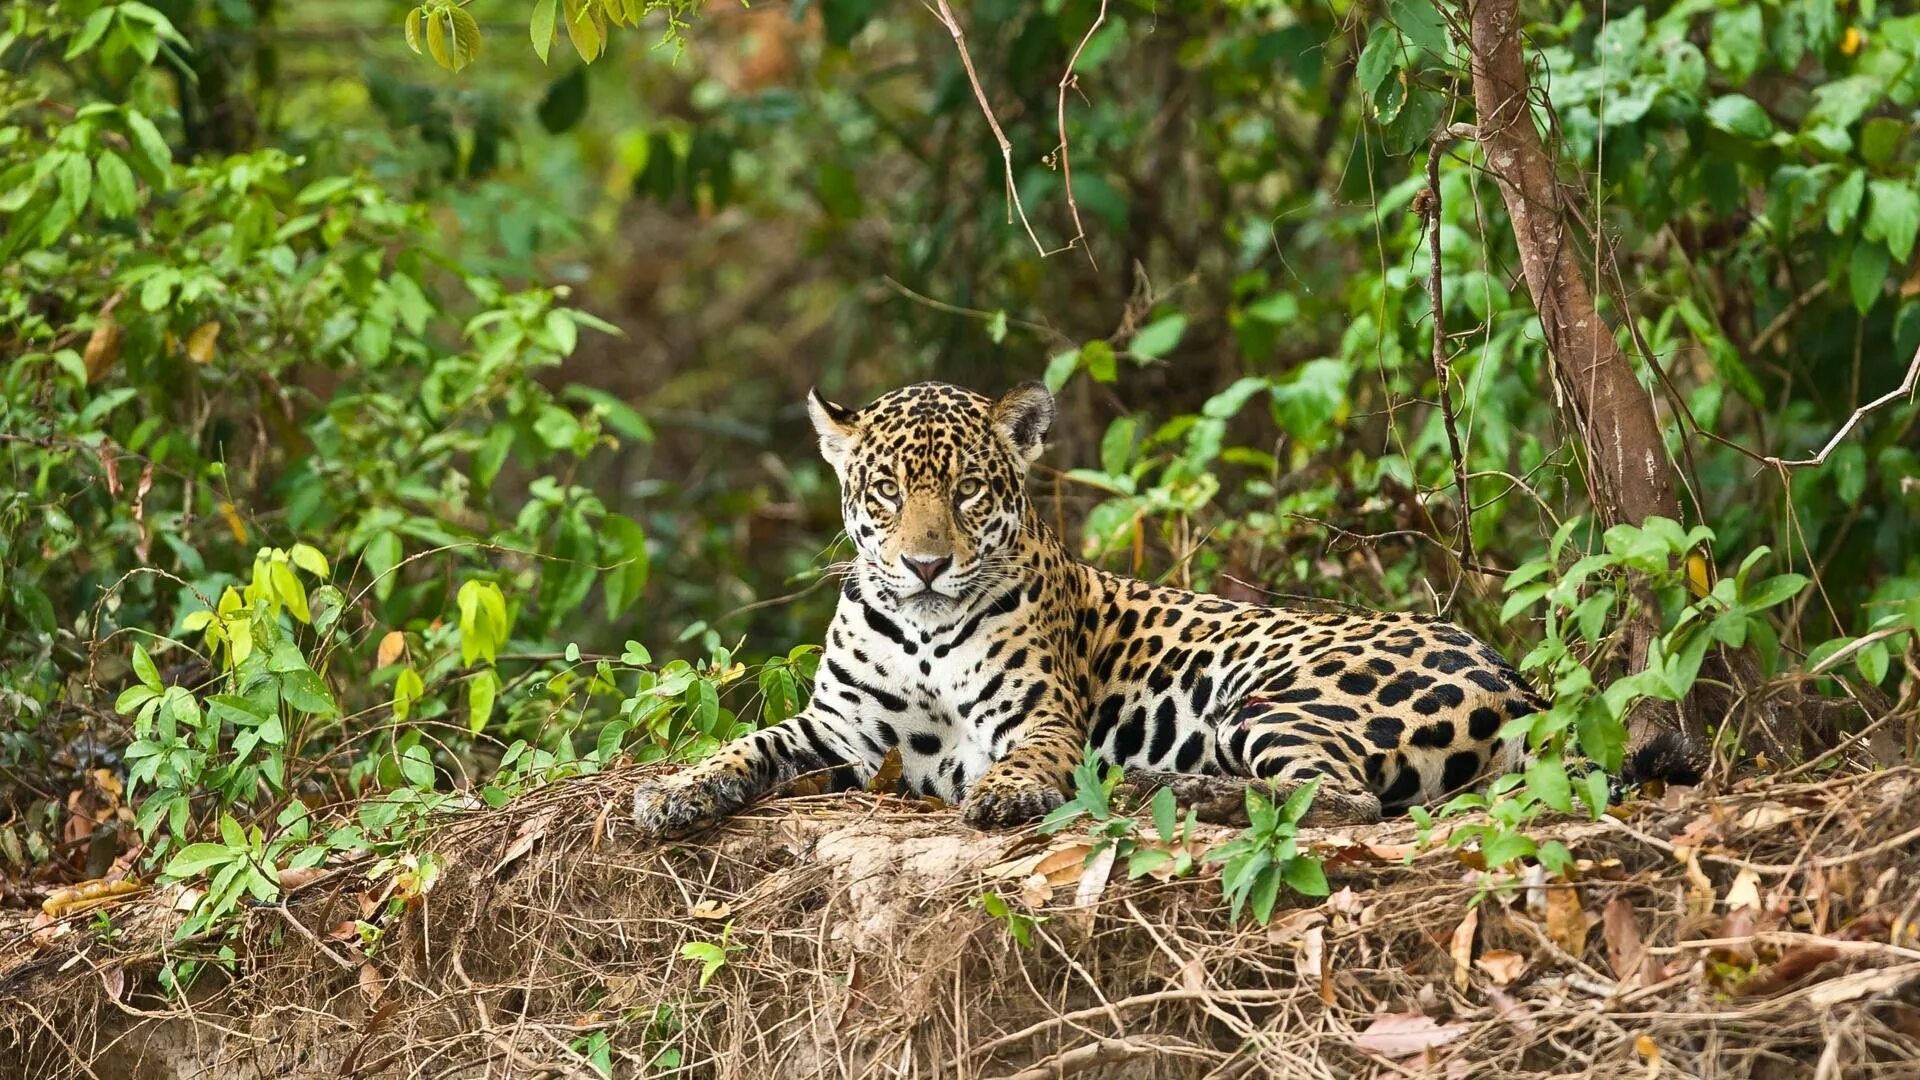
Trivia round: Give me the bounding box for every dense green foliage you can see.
[4,0,1918,960]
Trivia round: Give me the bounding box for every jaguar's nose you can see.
[901,554,952,586]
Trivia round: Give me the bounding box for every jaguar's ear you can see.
[806,387,859,470]
[991,381,1055,468]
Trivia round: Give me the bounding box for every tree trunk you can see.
[1462,0,1696,758]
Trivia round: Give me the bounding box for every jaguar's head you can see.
[807,380,1054,613]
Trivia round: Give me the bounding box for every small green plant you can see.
[1043,745,1326,922]
[1037,749,1200,880]
[976,890,1047,949]
[1204,780,1330,924]
[679,923,740,988]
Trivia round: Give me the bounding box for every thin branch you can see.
[1054,0,1108,268]
[926,0,1051,257]
[1422,135,1476,579]
[1762,342,1920,469]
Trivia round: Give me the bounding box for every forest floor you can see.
[4,764,1920,1079]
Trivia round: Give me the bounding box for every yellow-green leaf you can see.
[445,6,482,71]
[426,8,451,69]
[271,561,311,623]
[562,0,604,63]
[393,667,424,722]
[467,668,498,733]
[403,6,424,53]
[289,543,330,579]
[530,0,557,62]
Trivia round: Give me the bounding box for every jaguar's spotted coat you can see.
[631,381,1541,836]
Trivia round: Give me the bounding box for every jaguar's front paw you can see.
[960,771,1067,829]
[630,772,748,842]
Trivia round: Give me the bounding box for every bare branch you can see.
[926,0,1052,257]
[1421,136,1475,579]
[1763,342,1920,469]
[1055,0,1108,268]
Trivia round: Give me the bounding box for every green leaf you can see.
[1278,776,1321,825]
[93,150,137,218]
[164,843,235,878]
[1387,0,1450,57]
[271,560,311,623]
[1861,119,1906,167]
[122,110,172,187]
[1858,641,1890,685]
[1129,315,1187,360]
[1864,180,1920,262]
[1249,865,1282,923]
[1081,340,1117,382]
[1525,756,1573,813]
[1704,95,1774,139]
[401,745,436,788]
[132,642,163,691]
[289,543,330,579]
[1149,785,1177,841]
[1579,769,1610,819]
[1042,349,1080,392]
[393,667,424,722]
[601,514,650,619]
[1709,5,1764,84]
[1281,856,1329,897]
[281,670,337,716]
[1357,25,1402,99]
[530,0,558,63]
[66,6,115,58]
[1828,171,1866,235]
[1744,573,1808,611]
[821,0,876,48]
[1478,830,1535,868]
[468,668,499,733]
[561,0,603,63]
[364,530,403,601]
[1850,242,1890,314]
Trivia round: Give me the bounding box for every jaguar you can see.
[632,380,1549,837]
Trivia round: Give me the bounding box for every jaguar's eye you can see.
[955,477,984,500]
[873,479,901,502]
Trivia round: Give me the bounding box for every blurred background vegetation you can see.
[3,0,1918,914]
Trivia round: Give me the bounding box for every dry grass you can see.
[5,764,1920,1078]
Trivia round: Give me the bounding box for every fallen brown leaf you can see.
[1451,907,1479,991]
[277,866,328,891]
[98,964,125,1002]
[358,962,384,1004]
[1724,867,1762,912]
[865,747,903,794]
[1300,925,1333,1005]
[1476,949,1528,986]
[690,899,731,920]
[1486,986,1536,1035]
[1351,1012,1470,1059]
[1544,882,1589,958]
[491,810,555,876]
[1604,896,1653,988]
[1265,906,1325,946]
